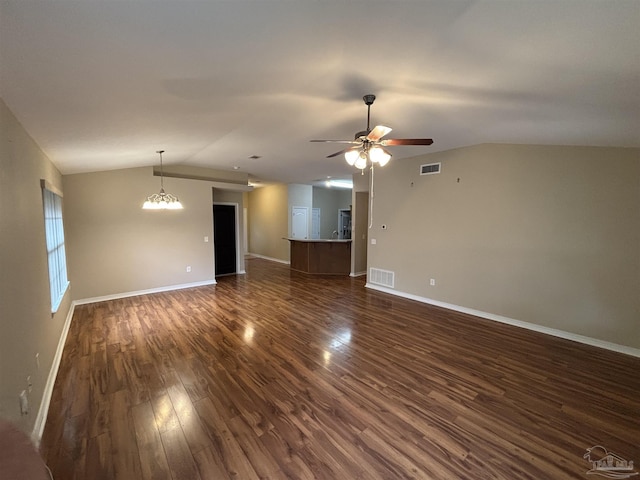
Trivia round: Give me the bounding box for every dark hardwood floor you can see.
[40,257,639,479]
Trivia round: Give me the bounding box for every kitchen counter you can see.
[287,238,351,275]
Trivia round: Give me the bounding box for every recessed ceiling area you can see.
[1,1,638,185]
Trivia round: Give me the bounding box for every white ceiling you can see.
[1,1,638,185]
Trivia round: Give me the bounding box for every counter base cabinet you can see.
[289,239,351,275]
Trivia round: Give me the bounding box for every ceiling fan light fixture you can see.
[142,150,183,210]
[344,149,359,166]
[312,94,433,170]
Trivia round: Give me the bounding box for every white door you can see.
[311,208,320,239]
[291,206,308,239]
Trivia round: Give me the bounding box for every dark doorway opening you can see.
[213,204,237,276]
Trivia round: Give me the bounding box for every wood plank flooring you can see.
[40,257,639,479]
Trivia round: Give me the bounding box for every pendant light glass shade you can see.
[142,150,183,210]
[369,146,391,165]
[354,152,368,170]
[344,149,359,166]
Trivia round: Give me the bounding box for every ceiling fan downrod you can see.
[363,94,376,132]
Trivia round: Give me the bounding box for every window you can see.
[41,180,69,313]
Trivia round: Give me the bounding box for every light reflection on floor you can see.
[243,324,255,344]
[324,328,352,366]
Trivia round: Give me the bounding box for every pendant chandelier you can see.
[142,150,183,210]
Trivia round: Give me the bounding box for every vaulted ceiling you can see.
[1,1,638,185]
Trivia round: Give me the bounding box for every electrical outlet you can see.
[204,236,209,243]
[27,376,32,393]
[430,278,436,286]
[186,266,191,273]
[371,238,377,245]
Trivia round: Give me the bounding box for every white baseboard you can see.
[247,252,290,265]
[74,279,217,306]
[350,271,367,277]
[31,301,76,446]
[365,283,640,358]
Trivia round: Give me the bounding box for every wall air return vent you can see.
[369,268,395,288]
[420,162,441,175]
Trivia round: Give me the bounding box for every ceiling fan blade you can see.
[326,146,358,158]
[381,138,434,146]
[310,139,360,144]
[366,125,392,142]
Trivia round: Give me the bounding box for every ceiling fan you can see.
[311,94,433,169]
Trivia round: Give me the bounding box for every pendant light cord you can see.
[369,165,374,229]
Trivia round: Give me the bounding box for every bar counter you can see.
[288,238,351,275]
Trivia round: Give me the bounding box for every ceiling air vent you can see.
[420,162,441,175]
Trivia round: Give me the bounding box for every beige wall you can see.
[63,167,216,300]
[247,184,289,261]
[352,191,369,275]
[369,143,640,348]
[0,98,72,434]
[353,169,370,193]
[287,183,313,238]
[351,171,370,276]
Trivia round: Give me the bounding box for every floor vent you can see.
[420,162,441,175]
[369,268,395,288]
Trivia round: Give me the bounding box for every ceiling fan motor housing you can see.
[354,130,371,140]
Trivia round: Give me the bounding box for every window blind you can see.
[42,181,69,313]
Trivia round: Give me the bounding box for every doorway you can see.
[338,208,352,239]
[213,204,237,276]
